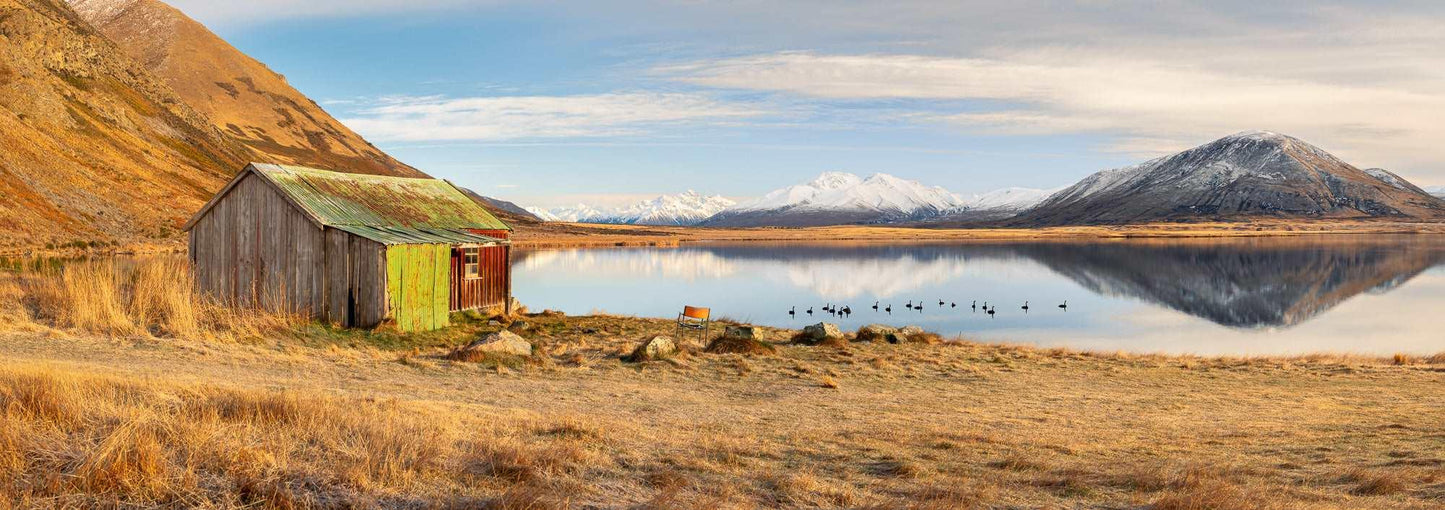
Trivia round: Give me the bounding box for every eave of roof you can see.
[333,225,505,246]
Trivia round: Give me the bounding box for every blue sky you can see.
[172,1,1445,208]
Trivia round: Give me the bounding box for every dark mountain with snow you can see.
[1018,131,1445,225]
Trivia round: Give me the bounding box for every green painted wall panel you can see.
[387,246,410,332]
[433,245,450,328]
[384,244,452,333]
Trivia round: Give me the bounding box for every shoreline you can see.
[510,219,1445,247]
[4,220,1444,256]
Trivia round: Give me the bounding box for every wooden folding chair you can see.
[675,306,711,345]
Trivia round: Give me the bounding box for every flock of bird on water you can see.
[788,299,1068,319]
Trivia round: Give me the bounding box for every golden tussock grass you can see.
[1,309,1443,507]
[705,334,777,355]
[3,258,299,341]
[0,365,604,507]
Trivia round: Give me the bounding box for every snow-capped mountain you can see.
[526,191,736,226]
[961,187,1063,211]
[1426,185,1445,199]
[704,172,968,227]
[1019,131,1445,225]
[525,203,609,223]
[610,191,737,225]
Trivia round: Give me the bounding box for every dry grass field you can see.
[1,260,1443,508]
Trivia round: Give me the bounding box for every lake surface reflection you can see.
[513,236,1445,356]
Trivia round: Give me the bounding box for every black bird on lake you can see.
[885,304,892,314]
[788,306,795,317]
[1022,301,1030,313]
[806,307,814,316]
[951,302,957,308]
[872,301,879,311]
[987,307,996,318]
[1058,300,1068,310]
[905,300,913,310]
[971,300,977,311]
[938,299,946,307]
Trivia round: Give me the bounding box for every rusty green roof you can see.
[249,163,511,232]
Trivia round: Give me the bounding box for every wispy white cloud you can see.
[662,51,1445,170]
[340,93,766,142]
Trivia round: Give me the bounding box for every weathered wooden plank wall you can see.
[190,172,394,325]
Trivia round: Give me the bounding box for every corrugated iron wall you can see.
[450,245,510,312]
[385,244,452,332]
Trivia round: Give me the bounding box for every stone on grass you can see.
[460,330,533,357]
[628,336,678,362]
[797,323,843,344]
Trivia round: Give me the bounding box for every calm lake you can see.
[513,235,1445,356]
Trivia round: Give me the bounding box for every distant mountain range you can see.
[703,173,965,227]
[527,191,736,226]
[526,173,1062,228]
[1427,186,1445,199]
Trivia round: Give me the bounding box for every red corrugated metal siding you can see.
[449,245,510,312]
[464,228,510,240]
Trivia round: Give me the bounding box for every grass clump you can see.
[900,331,943,345]
[819,375,839,389]
[1343,467,1414,496]
[790,330,849,348]
[853,327,889,343]
[705,334,777,355]
[444,345,531,370]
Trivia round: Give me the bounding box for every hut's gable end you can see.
[189,172,328,316]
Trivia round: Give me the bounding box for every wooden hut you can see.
[184,163,512,331]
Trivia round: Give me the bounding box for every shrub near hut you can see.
[705,327,777,355]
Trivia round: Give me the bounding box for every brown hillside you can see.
[69,0,426,178]
[0,0,247,247]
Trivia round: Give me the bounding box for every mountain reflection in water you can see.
[513,235,1445,355]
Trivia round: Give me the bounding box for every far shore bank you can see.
[510,219,1445,248]
[3,219,1443,257]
